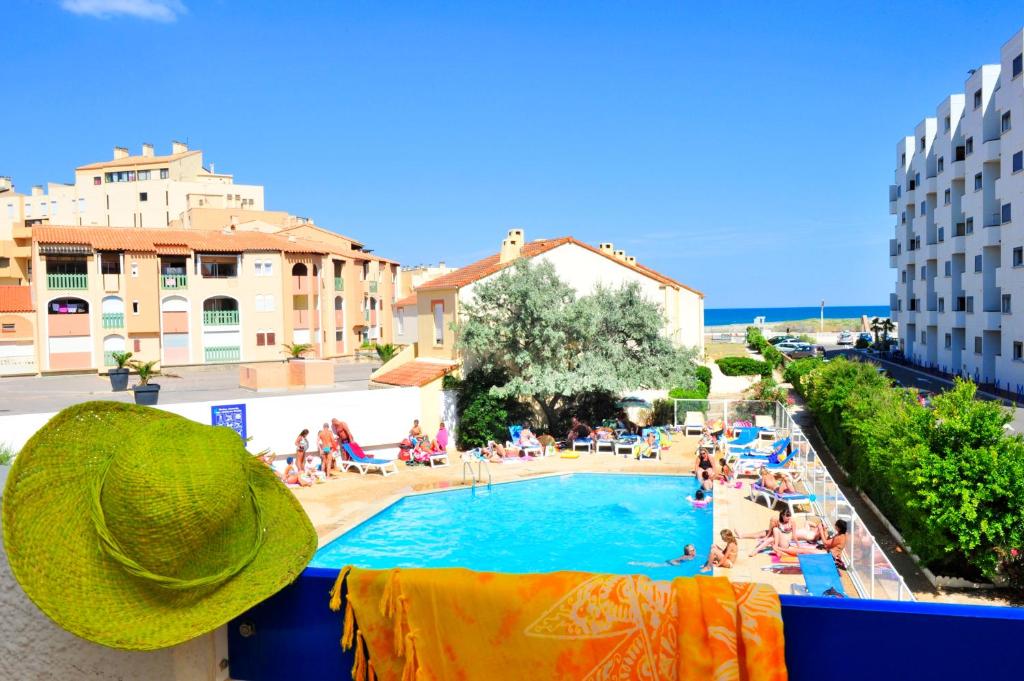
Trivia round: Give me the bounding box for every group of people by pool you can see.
[263,418,359,486]
[400,419,450,464]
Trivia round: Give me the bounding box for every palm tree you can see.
[375,343,398,363]
[879,318,896,349]
[128,360,177,385]
[870,317,884,345]
[281,343,313,359]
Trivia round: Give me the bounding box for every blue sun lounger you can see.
[727,427,762,447]
[340,443,398,477]
[798,553,847,597]
[728,437,791,466]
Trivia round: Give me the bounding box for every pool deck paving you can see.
[291,431,855,599]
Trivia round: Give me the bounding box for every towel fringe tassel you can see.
[353,631,368,681]
[401,632,418,681]
[330,565,352,612]
[341,599,356,650]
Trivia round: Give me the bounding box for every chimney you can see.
[599,242,614,256]
[171,140,188,154]
[499,228,525,263]
[209,162,215,175]
[113,146,129,160]
[31,185,44,196]
[141,143,154,157]
[626,255,637,266]
[613,249,627,261]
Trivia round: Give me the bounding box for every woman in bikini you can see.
[295,429,310,469]
[283,456,312,487]
[745,509,793,556]
[777,519,849,567]
[700,529,739,572]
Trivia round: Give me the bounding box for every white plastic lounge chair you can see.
[684,411,704,436]
[614,435,638,456]
[428,450,450,468]
[594,434,615,454]
[340,443,398,477]
[748,482,813,515]
[571,437,593,453]
[506,426,542,457]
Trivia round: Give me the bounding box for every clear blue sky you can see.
[3,2,1023,307]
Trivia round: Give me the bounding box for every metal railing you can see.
[334,277,344,291]
[101,312,124,329]
[103,351,117,366]
[204,346,240,363]
[203,309,239,326]
[368,281,379,293]
[160,274,187,289]
[669,398,915,602]
[47,272,87,290]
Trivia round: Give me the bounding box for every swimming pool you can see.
[310,473,712,578]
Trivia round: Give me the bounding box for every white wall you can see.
[0,387,423,457]
[0,465,229,681]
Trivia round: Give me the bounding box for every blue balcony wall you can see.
[229,567,1024,680]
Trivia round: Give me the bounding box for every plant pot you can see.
[133,383,161,406]
[109,367,130,392]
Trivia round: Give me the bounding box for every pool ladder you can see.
[461,450,492,488]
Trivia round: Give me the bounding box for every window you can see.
[93,176,102,186]
[915,172,921,186]
[921,331,926,344]
[901,270,906,283]
[199,255,238,278]
[78,198,85,213]
[24,203,31,217]
[966,217,974,233]
[955,145,966,161]
[945,333,952,349]
[1015,54,1024,78]
[255,294,275,312]
[104,171,136,183]
[131,301,139,315]
[966,137,974,155]
[256,332,266,347]
[1003,293,1012,314]
[159,168,169,179]
[133,339,141,353]
[1016,342,1024,361]
[137,170,151,181]
[920,266,926,280]
[938,157,944,173]
[432,301,444,345]
[920,201,926,215]
[920,136,926,151]
[256,331,275,346]
[130,262,138,277]
[397,308,405,335]
[967,296,975,313]
[361,262,370,280]
[1,323,15,333]
[974,173,983,191]
[944,115,951,132]
[974,89,982,109]
[1003,203,1012,224]
[901,152,906,166]
[139,192,148,202]
[975,336,983,354]
[944,260,951,276]
[263,260,272,276]
[938,226,945,242]
[1016,247,1024,267]
[1002,111,1012,133]
[975,254,983,272]
[901,211,906,224]
[944,189,951,205]
[100,254,121,275]
[254,261,263,277]
[938,297,945,312]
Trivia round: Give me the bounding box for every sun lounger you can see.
[634,427,662,461]
[340,442,398,477]
[727,437,791,466]
[571,437,593,453]
[797,554,847,597]
[683,411,704,436]
[727,427,762,448]
[614,434,638,456]
[506,426,543,457]
[427,450,450,468]
[748,482,813,515]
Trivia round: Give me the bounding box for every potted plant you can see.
[375,343,398,363]
[129,360,177,406]
[108,351,134,392]
[281,343,313,361]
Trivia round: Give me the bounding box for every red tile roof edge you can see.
[0,286,34,312]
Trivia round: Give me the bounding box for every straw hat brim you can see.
[2,402,317,651]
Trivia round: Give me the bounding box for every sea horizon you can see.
[705,305,889,327]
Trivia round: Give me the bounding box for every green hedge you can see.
[745,326,783,370]
[695,365,712,390]
[716,356,772,377]
[799,357,1024,587]
[669,387,708,399]
[783,357,823,391]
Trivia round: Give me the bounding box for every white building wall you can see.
[891,28,1024,391]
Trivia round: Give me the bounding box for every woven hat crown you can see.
[97,419,257,584]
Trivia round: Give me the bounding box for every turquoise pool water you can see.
[310,473,712,578]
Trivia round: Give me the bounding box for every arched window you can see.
[48,297,88,315]
[291,263,308,277]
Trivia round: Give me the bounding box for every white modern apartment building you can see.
[890,29,1024,388]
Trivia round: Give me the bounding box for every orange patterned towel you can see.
[330,567,787,681]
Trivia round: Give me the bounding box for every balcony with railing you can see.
[203,309,239,326]
[367,280,379,294]
[985,211,1002,228]
[160,274,187,289]
[334,277,344,291]
[103,351,117,367]
[47,273,88,290]
[204,346,241,363]
[101,312,124,329]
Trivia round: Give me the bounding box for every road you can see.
[824,346,1024,432]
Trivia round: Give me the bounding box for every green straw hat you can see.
[2,401,317,650]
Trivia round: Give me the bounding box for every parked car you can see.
[769,335,800,345]
[857,332,874,344]
[776,341,818,358]
[837,331,854,345]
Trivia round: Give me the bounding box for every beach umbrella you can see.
[616,396,652,409]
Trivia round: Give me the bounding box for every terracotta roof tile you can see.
[0,286,33,313]
[373,360,457,387]
[416,236,703,297]
[32,226,328,255]
[394,294,417,307]
[75,150,200,171]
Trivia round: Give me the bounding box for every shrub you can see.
[695,365,712,390]
[761,344,784,369]
[800,358,1024,587]
[716,357,771,377]
[669,387,708,400]
[448,368,531,450]
[854,337,870,349]
[783,357,824,393]
[746,377,787,403]
[650,399,675,426]
[0,443,16,466]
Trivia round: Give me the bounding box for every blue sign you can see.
[211,404,247,441]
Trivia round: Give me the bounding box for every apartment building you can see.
[889,29,1024,386]
[0,142,264,284]
[0,223,398,376]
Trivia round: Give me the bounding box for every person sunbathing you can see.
[331,418,354,444]
[716,457,734,483]
[742,509,792,556]
[283,456,312,487]
[634,431,658,459]
[700,530,738,572]
[776,520,849,567]
[774,473,796,494]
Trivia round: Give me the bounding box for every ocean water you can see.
[705,305,890,327]
[310,473,712,579]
